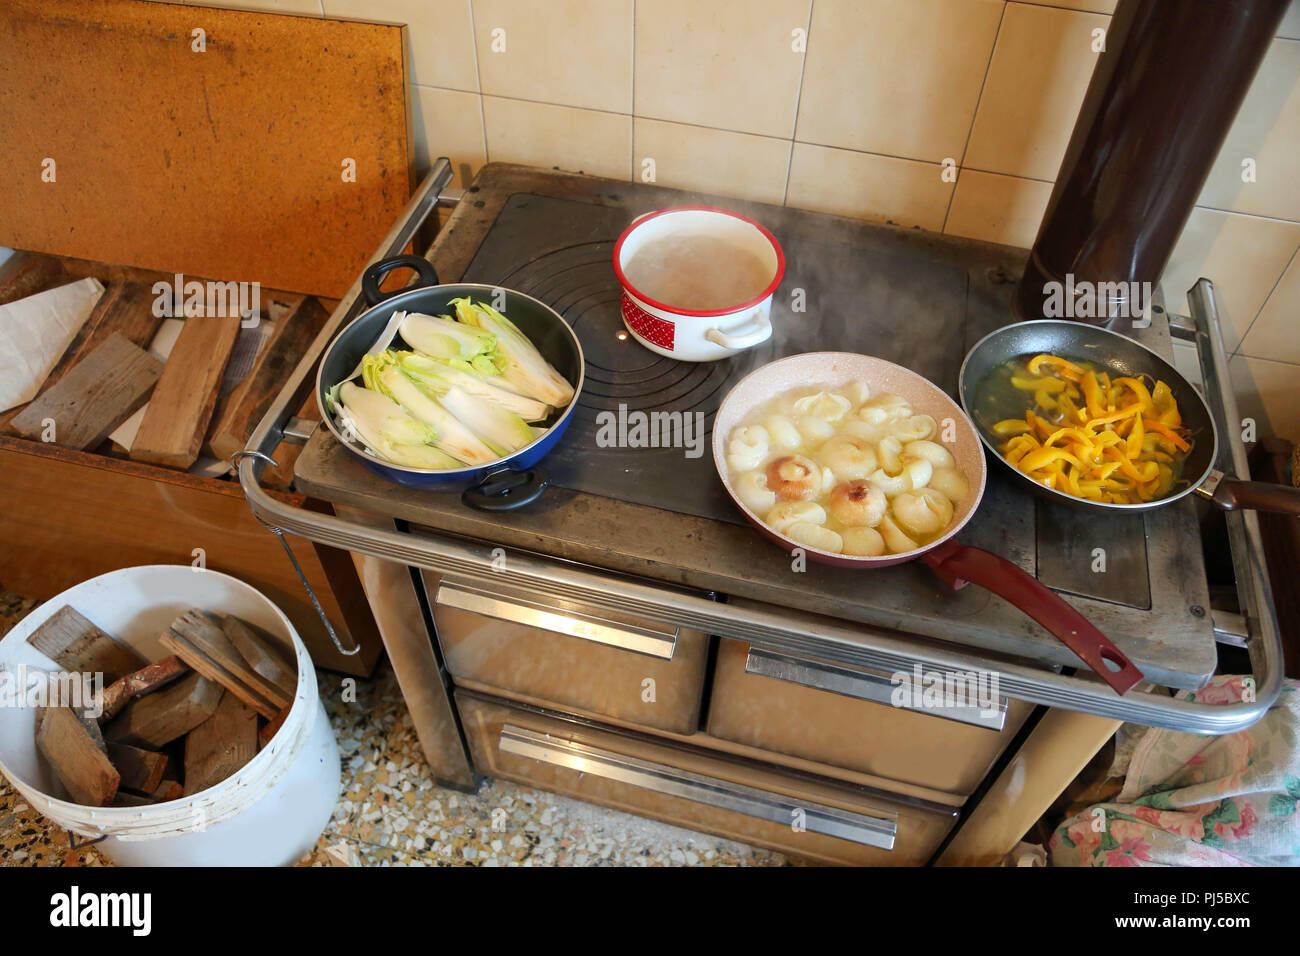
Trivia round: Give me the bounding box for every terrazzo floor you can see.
[0,588,786,867]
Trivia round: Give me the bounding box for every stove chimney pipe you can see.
[1014,0,1289,326]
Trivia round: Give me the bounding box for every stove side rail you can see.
[237,166,1283,735]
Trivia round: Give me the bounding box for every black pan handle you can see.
[462,467,551,512]
[361,255,440,306]
[1211,477,1300,516]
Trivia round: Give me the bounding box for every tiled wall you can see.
[163,0,1300,442]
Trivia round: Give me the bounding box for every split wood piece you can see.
[163,610,290,715]
[158,629,280,720]
[0,253,64,308]
[259,708,290,750]
[36,707,119,806]
[75,709,107,753]
[112,778,184,807]
[10,332,163,451]
[131,315,241,469]
[221,615,297,702]
[103,673,224,749]
[24,605,148,682]
[184,693,258,796]
[158,632,280,723]
[152,779,184,802]
[110,790,155,808]
[207,296,329,463]
[105,742,168,794]
[43,282,163,394]
[98,655,189,723]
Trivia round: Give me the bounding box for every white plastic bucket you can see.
[0,565,341,866]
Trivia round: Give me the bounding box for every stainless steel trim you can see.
[744,647,1008,731]
[1195,468,1224,500]
[1212,611,1249,649]
[1188,278,1284,708]
[281,416,318,444]
[437,185,466,206]
[497,724,897,849]
[435,582,679,659]
[236,169,1283,735]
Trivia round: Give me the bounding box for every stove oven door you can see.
[457,690,958,866]
[424,572,710,735]
[707,638,1036,798]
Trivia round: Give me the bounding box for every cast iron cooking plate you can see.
[460,193,969,525]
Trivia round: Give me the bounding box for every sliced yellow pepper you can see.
[1027,354,1085,381]
[993,419,1032,437]
[1125,413,1145,459]
[1019,446,1084,473]
[998,354,1191,505]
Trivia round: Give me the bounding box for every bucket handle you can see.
[66,830,108,850]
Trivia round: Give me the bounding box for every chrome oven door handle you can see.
[743,647,1009,731]
[435,583,679,660]
[497,725,898,850]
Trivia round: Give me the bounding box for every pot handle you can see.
[1209,476,1300,516]
[361,255,440,306]
[462,466,551,512]
[921,539,1144,696]
[705,311,772,350]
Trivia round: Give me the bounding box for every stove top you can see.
[295,164,1218,689]
[462,193,969,525]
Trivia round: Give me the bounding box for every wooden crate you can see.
[0,251,381,675]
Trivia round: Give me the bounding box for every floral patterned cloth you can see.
[1049,677,1300,867]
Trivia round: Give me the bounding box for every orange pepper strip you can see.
[1027,354,1085,382]
[1141,419,1190,453]
[1085,403,1145,428]
[1027,410,1055,441]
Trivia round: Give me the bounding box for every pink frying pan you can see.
[712,351,1144,696]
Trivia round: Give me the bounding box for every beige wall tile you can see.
[964,3,1108,182]
[323,0,479,92]
[796,0,1003,163]
[1238,249,1300,363]
[1230,354,1300,442]
[1197,38,1300,223]
[483,96,630,180]
[1028,0,1116,12]
[473,0,632,113]
[1280,0,1300,40]
[412,86,486,186]
[1160,207,1300,351]
[634,0,810,138]
[943,170,1052,248]
[633,118,791,205]
[785,144,952,231]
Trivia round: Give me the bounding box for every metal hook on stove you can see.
[253,514,362,658]
[229,449,280,472]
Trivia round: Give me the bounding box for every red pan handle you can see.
[921,539,1144,695]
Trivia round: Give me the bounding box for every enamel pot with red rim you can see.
[712,351,1145,696]
[613,206,785,362]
